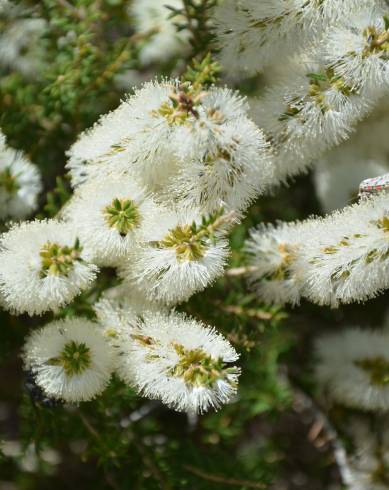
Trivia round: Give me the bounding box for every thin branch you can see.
[184,465,267,489]
[194,210,237,242]
[133,440,173,490]
[56,0,85,20]
[220,304,274,320]
[78,412,120,490]
[90,28,159,91]
[79,411,101,440]
[103,469,121,490]
[225,266,258,277]
[288,383,354,488]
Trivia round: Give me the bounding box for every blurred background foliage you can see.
[1,1,388,489]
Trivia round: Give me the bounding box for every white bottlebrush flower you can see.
[296,194,389,306]
[66,80,262,203]
[23,318,116,402]
[0,220,98,316]
[245,221,309,305]
[213,1,262,78]
[213,0,369,77]
[315,328,389,411]
[119,208,232,305]
[64,176,160,266]
[169,114,273,213]
[118,310,240,413]
[254,59,374,181]
[93,283,165,347]
[67,80,179,189]
[324,6,389,92]
[129,0,190,65]
[0,132,42,220]
[249,194,389,307]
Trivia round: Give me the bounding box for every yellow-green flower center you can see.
[371,461,389,486]
[279,68,354,120]
[104,198,141,237]
[363,22,389,57]
[170,343,238,388]
[48,340,91,377]
[377,216,389,233]
[269,243,298,281]
[40,239,82,277]
[153,83,207,126]
[355,356,389,386]
[160,225,206,261]
[0,167,19,194]
[154,209,233,262]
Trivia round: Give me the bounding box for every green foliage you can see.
[41,176,72,218]
[183,53,221,88]
[168,0,217,57]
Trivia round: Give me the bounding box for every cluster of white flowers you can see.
[215,0,389,182]
[6,0,389,433]
[22,307,239,412]
[0,130,42,220]
[67,79,272,212]
[213,5,389,486]
[115,0,192,90]
[246,193,389,307]
[0,75,275,411]
[214,0,374,77]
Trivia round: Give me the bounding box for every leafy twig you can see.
[78,411,120,490]
[225,266,259,277]
[184,464,267,488]
[133,439,173,490]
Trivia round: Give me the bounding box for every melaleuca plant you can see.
[3,1,389,489]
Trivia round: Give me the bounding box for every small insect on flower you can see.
[119,208,233,305]
[0,131,42,220]
[65,176,161,266]
[0,219,98,316]
[315,327,389,411]
[23,318,116,403]
[359,172,389,198]
[118,310,240,413]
